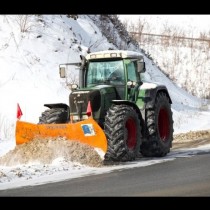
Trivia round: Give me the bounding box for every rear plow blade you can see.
[15,118,107,153]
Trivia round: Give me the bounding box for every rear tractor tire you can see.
[104,104,142,162]
[38,108,69,124]
[140,92,174,157]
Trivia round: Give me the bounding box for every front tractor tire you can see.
[140,92,174,157]
[38,108,69,124]
[104,104,142,162]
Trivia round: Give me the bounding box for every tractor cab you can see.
[84,50,145,101]
[59,50,145,125]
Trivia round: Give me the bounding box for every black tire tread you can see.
[38,108,68,124]
[104,104,142,162]
[140,92,174,157]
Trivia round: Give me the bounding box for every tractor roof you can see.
[86,50,144,60]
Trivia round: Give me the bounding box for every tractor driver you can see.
[108,63,124,84]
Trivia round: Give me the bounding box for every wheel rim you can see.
[126,118,137,149]
[158,108,170,141]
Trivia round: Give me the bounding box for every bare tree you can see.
[15,15,34,32]
[135,17,148,44]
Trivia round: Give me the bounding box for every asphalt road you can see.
[0,152,210,196]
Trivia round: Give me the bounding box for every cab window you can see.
[126,61,139,82]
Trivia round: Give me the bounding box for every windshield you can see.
[86,60,125,87]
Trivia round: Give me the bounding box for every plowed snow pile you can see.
[0,137,103,167]
[173,129,210,149]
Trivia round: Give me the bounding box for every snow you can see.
[0,15,210,191]
[119,15,210,99]
[119,15,210,36]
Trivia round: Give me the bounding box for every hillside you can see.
[0,14,209,143]
[0,14,210,190]
[120,15,210,99]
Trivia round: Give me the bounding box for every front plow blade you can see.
[15,118,107,153]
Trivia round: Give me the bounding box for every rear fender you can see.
[138,83,172,110]
[145,85,172,109]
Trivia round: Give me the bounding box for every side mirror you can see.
[137,61,146,73]
[59,67,66,78]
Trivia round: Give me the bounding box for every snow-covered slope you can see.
[0,15,116,140]
[119,15,210,99]
[143,55,210,133]
[0,14,209,142]
[0,14,210,191]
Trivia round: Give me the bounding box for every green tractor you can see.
[16,50,174,162]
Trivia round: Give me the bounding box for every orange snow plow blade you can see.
[15,117,107,153]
